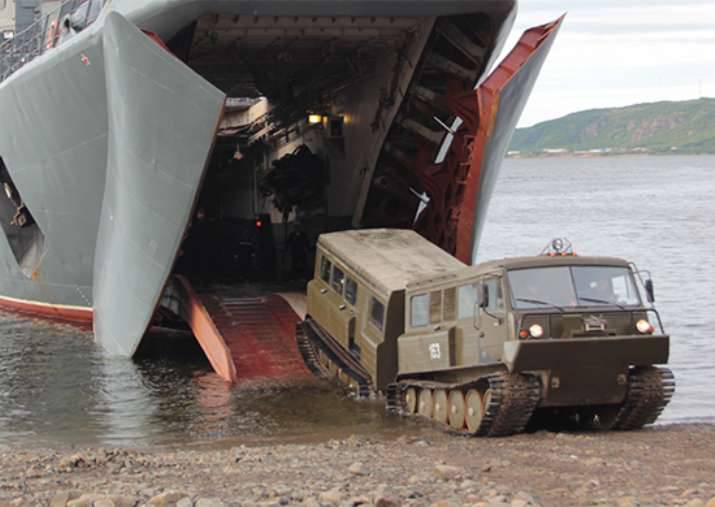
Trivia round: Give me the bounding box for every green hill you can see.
[509,97,715,156]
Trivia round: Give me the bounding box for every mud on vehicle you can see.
[298,230,674,436]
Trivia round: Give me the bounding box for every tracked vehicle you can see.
[298,230,674,436]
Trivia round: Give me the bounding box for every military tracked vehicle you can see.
[297,230,674,436]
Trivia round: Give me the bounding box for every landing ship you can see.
[0,0,561,381]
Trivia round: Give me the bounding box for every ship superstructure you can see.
[0,0,562,381]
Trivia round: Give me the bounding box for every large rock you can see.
[434,464,463,480]
[431,501,457,507]
[319,488,344,504]
[148,491,188,506]
[67,494,102,507]
[50,490,81,507]
[348,462,365,476]
[375,497,399,507]
[195,498,227,507]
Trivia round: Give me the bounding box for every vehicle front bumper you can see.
[502,335,670,407]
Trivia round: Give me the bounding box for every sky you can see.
[498,0,715,127]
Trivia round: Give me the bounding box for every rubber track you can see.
[297,320,373,398]
[613,366,675,430]
[479,372,542,437]
[295,324,323,377]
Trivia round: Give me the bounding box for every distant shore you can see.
[506,151,715,160]
[1,424,713,507]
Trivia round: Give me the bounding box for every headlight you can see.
[636,319,654,334]
[529,324,544,338]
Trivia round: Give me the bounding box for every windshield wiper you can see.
[577,296,626,311]
[515,298,565,313]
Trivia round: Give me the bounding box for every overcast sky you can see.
[499,0,715,127]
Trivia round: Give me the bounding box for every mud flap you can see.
[93,12,225,356]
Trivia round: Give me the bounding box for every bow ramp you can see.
[173,277,310,383]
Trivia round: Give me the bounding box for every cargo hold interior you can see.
[166,13,497,286]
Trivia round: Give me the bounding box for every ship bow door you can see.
[93,12,225,356]
[416,17,564,263]
[454,16,563,264]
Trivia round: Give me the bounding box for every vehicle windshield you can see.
[508,265,641,309]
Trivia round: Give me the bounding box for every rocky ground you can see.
[0,424,713,507]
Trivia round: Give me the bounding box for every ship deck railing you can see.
[0,0,105,83]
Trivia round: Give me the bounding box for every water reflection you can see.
[0,319,412,447]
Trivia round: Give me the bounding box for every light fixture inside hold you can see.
[307,114,323,125]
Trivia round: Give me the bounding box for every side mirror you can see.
[479,284,490,309]
[645,279,655,303]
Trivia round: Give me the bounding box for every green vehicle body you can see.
[303,228,672,433]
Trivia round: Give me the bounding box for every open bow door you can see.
[415,16,564,263]
[356,17,563,264]
[93,12,225,356]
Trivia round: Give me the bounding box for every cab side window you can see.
[458,283,478,319]
[332,266,345,295]
[345,278,358,305]
[370,297,385,331]
[320,256,331,283]
[410,293,429,327]
[484,278,505,313]
[458,279,505,318]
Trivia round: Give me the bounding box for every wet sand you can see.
[1,424,713,507]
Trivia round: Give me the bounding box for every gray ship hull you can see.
[0,0,561,360]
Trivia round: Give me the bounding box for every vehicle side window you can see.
[429,290,442,323]
[410,294,429,327]
[332,266,345,295]
[458,283,478,319]
[345,278,358,305]
[320,256,331,283]
[443,288,456,321]
[484,278,505,313]
[458,279,504,317]
[370,297,385,331]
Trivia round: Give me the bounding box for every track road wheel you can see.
[433,389,448,424]
[482,388,494,415]
[404,388,418,414]
[418,389,433,419]
[465,389,484,433]
[448,390,465,430]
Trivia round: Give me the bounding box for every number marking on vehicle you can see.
[429,343,441,360]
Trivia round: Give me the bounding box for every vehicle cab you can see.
[397,239,668,407]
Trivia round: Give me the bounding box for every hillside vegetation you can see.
[510,97,715,155]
